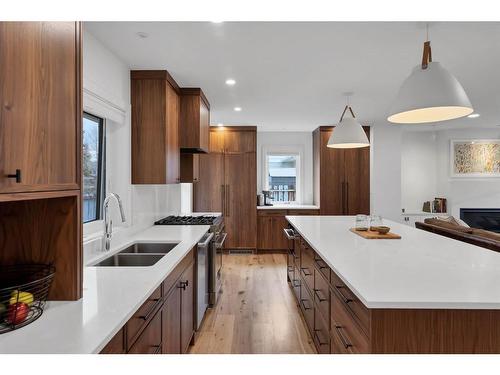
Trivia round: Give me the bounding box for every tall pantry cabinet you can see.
[313,126,370,215]
[194,127,257,251]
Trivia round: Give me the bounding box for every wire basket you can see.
[0,264,55,334]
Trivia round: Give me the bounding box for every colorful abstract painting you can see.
[451,140,500,177]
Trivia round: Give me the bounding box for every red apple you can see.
[7,302,29,325]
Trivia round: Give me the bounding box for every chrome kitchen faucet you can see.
[102,193,127,251]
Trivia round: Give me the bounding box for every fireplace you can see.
[460,208,500,233]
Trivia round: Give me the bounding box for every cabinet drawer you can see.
[100,328,125,354]
[313,269,330,323]
[330,325,353,354]
[299,281,314,333]
[300,241,314,292]
[126,285,163,350]
[330,270,370,336]
[128,309,162,354]
[314,254,330,282]
[293,238,301,266]
[314,307,330,354]
[287,250,294,281]
[292,265,301,301]
[331,291,370,354]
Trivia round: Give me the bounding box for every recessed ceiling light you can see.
[225,79,236,86]
[234,107,242,112]
[136,32,149,39]
[217,123,224,127]
[211,21,224,24]
[467,113,480,118]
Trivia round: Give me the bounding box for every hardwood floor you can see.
[190,253,316,354]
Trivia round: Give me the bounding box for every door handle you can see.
[6,169,21,183]
[226,184,230,217]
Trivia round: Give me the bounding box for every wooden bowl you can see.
[375,226,390,235]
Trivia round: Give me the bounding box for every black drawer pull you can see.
[178,280,189,290]
[6,169,21,183]
[314,258,328,270]
[301,267,312,276]
[335,325,353,349]
[314,289,327,302]
[335,285,353,304]
[314,329,329,346]
[300,298,312,310]
[287,265,294,272]
[139,298,162,321]
[152,344,162,354]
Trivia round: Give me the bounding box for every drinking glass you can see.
[369,215,383,231]
[355,214,369,231]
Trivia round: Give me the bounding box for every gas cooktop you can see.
[154,215,219,225]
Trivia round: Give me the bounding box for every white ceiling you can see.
[85,22,500,132]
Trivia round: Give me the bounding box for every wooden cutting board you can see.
[349,228,401,239]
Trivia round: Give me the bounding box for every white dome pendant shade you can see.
[388,41,473,124]
[327,105,370,149]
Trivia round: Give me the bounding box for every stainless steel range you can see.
[154,215,226,318]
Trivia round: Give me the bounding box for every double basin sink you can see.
[94,242,179,267]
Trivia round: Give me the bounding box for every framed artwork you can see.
[450,139,500,178]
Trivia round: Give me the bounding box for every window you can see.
[265,154,299,203]
[83,112,105,223]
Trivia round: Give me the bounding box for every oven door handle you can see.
[198,232,214,248]
[215,233,227,249]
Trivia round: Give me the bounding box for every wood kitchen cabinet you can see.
[180,154,200,183]
[180,88,210,153]
[0,22,81,194]
[131,70,180,184]
[100,248,196,355]
[0,22,82,301]
[257,209,319,252]
[194,127,257,251]
[313,126,370,215]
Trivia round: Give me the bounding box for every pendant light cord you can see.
[421,23,432,69]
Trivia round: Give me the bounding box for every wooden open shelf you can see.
[0,190,82,300]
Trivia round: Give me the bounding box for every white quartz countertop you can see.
[0,225,209,354]
[257,204,319,210]
[286,216,500,309]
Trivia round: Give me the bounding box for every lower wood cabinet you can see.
[128,309,162,354]
[257,209,319,252]
[100,248,195,355]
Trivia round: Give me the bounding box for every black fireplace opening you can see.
[460,208,500,233]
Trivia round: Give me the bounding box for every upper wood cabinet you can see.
[180,88,210,153]
[131,70,180,184]
[313,126,370,215]
[180,154,200,183]
[0,22,81,194]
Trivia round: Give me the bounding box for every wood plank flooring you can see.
[189,253,316,354]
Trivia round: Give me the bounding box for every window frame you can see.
[264,151,301,204]
[82,111,106,224]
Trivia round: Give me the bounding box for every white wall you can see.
[257,131,313,204]
[400,127,500,219]
[436,128,500,218]
[82,30,185,241]
[401,132,438,213]
[371,121,403,221]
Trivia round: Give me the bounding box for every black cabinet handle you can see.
[152,344,162,354]
[335,325,352,349]
[301,267,312,276]
[178,280,188,290]
[7,169,21,183]
[300,298,312,311]
[139,298,162,321]
[314,329,329,346]
[314,288,327,302]
[314,258,328,270]
[335,285,353,304]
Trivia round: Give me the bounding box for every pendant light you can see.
[327,95,370,149]
[388,25,473,124]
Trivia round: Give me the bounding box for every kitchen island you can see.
[286,215,500,353]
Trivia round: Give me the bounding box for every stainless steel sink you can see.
[118,242,179,254]
[94,253,165,267]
